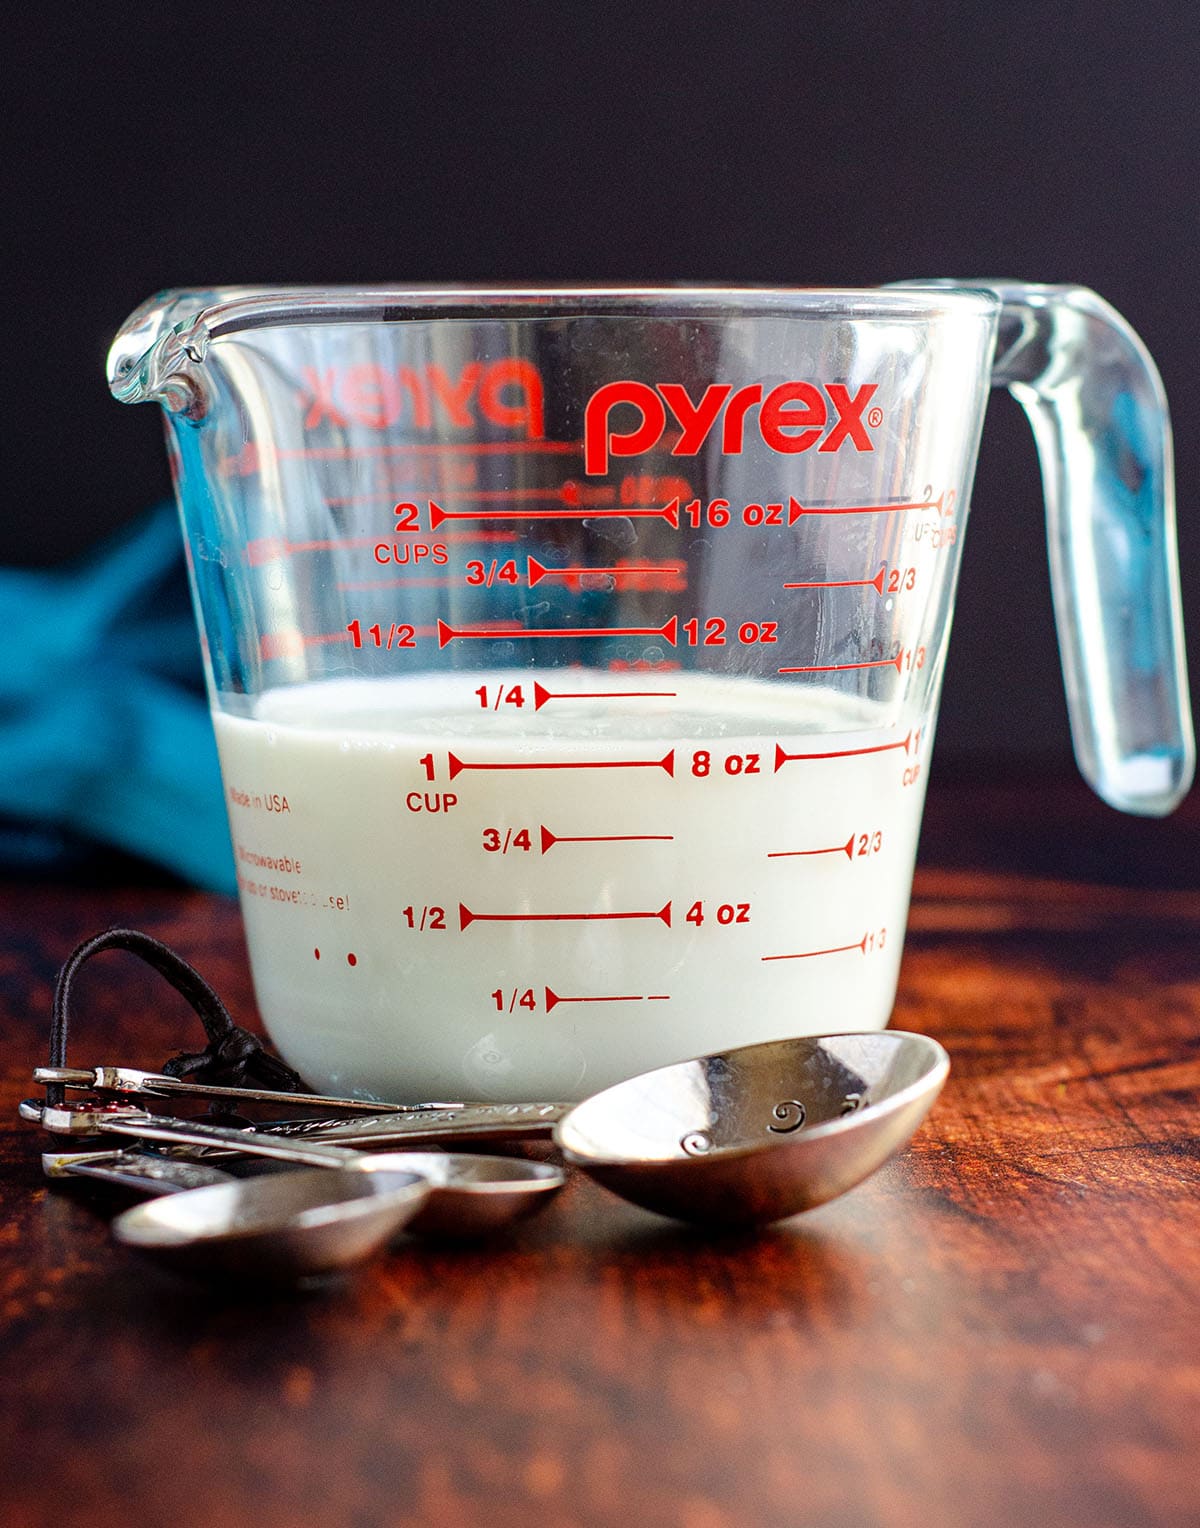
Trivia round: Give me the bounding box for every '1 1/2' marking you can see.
[346,619,416,649]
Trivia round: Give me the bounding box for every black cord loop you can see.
[47,927,310,1106]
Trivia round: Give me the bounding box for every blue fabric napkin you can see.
[0,505,236,892]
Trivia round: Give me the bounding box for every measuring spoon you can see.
[41,1144,566,1239]
[34,1064,462,1115]
[295,1030,949,1224]
[111,1166,430,1282]
[33,1031,946,1227]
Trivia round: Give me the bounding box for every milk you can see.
[213,672,931,1101]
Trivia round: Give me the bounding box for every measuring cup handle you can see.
[893,279,1193,814]
[988,283,1192,814]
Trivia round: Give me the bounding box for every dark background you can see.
[8,0,1199,772]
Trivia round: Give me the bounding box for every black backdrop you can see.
[9,0,1199,772]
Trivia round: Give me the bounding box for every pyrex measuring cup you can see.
[107,285,1193,1102]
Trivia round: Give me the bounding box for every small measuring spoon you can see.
[31,1032,948,1227]
[112,1166,430,1282]
[41,1145,566,1239]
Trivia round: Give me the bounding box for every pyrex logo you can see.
[298,360,545,438]
[583,380,880,475]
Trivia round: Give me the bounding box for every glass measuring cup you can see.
[107,285,1193,1102]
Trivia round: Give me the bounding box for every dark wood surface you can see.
[2,775,1198,1528]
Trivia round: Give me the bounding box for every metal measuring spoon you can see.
[250,1031,951,1227]
[111,1166,430,1282]
[41,1144,566,1240]
[27,1032,947,1230]
[34,1064,462,1115]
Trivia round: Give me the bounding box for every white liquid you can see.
[213,673,932,1101]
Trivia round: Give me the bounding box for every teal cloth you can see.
[0,506,236,892]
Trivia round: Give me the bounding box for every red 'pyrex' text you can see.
[298,360,545,438]
[583,380,879,474]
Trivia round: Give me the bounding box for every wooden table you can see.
[2,774,1198,1528]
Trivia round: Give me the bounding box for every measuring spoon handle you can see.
[252,1102,569,1150]
[43,1149,235,1195]
[34,1065,463,1115]
[86,1102,567,1165]
[90,1113,366,1168]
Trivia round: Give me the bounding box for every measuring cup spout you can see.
[107,288,259,414]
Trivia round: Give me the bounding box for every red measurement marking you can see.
[262,626,441,660]
[778,653,903,676]
[426,486,571,503]
[429,496,680,530]
[436,620,525,647]
[220,441,583,475]
[277,441,582,462]
[439,481,616,506]
[448,750,675,781]
[259,630,351,660]
[540,826,674,854]
[762,934,869,962]
[337,576,459,590]
[246,535,377,566]
[773,734,911,771]
[783,567,886,595]
[438,616,678,649]
[767,835,855,860]
[329,485,593,509]
[439,530,524,544]
[532,680,676,710]
[527,554,683,588]
[459,902,672,931]
[544,987,671,1012]
[608,658,683,673]
[787,492,943,524]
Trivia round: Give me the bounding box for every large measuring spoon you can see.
[29,1031,948,1229]
[284,1029,950,1225]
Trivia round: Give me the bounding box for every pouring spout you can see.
[107,287,276,412]
[108,289,205,407]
